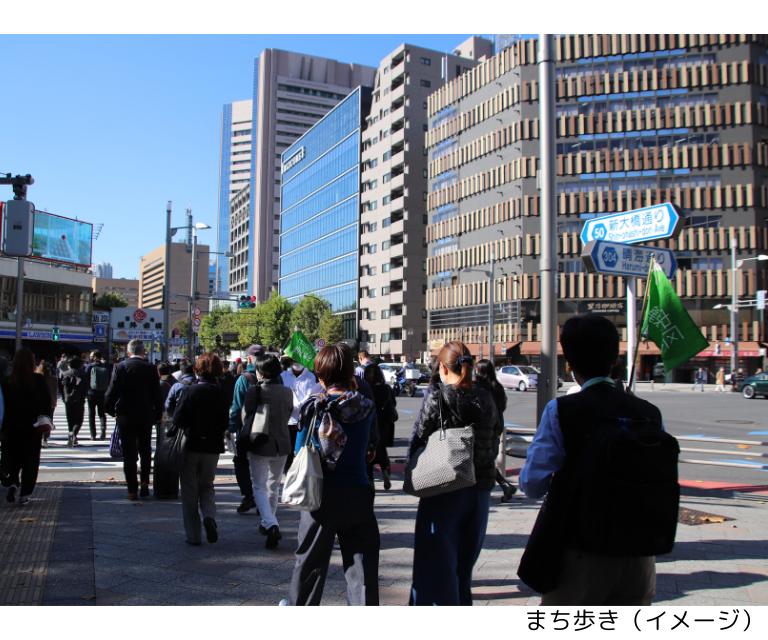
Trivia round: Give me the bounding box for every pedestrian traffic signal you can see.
[238,295,256,309]
[714,343,722,356]
[52,326,60,341]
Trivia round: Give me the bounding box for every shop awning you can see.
[696,341,765,358]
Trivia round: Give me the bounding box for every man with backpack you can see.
[85,351,110,440]
[518,314,678,606]
[228,344,265,514]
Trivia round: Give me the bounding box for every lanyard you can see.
[580,377,615,391]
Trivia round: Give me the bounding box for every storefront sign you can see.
[281,146,305,174]
[110,307,164,341]
[92,311,110,324]
[586,301,625,314]
[93,324,108,343]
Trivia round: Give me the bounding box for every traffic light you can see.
[715,343,722,356]
[52,326,60,341]
[238,295,256,309]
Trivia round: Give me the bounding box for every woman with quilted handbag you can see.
[363,362,397,491]
[285,344,380,606]
[406,341,501,606]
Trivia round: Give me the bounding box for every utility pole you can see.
[0,174,35,352]
[731,237,739,377]
[536,34,558,424]
[189,229,198,360]
[163,201,172,361]
[489,251,495,366]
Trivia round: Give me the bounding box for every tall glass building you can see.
[279,87,372,338]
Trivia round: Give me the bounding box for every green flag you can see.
[641,262,709,372]
[284,330,317,371]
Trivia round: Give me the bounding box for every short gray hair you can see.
[127,339,145,355]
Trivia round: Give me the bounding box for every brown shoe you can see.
[127,493,138,500]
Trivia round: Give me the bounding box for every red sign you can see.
[133,309,147,323]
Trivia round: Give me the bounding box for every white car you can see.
[377,363,400,386]
[497,365,539,392]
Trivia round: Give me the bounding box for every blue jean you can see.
[692,381,705,391]
[410,487,491,606]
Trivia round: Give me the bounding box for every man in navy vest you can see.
[520,314,664,606]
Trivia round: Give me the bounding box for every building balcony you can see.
[390,82,406,105]
[388,314,404,329]
[390,173,405,191]
[389,219,404,236]
[387,266,404,281]
[390,148,405,170]
[389,289,404,305]
[390,127,405,147]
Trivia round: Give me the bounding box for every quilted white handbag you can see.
[281,407,324,511]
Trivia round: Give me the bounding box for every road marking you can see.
[749,431,768,435]
[710,459,768,471]
[679,435,722,439]
[397,410,413,413]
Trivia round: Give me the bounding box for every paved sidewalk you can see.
[2,472,765,606]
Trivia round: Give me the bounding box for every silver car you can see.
[497,365,539,392]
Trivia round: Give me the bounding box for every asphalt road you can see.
[389,385,768,486]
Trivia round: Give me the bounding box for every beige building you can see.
[358,37,493,362]
[92,277,140,307]
[139,242,210,326]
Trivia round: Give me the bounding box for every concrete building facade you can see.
[218,50,377,301]
[92,277,140,307]
[425,34,768,381]
[358,37,493,362]
[138,242,210,327]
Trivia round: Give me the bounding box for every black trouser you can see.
[233,450,253,498]
[117,421,153,494]
[284,425,299,472]
[288,484,380,606]
[65,400,86,438]
[366,441,391,482]
[87,393,107,438]
[1,434,43,496]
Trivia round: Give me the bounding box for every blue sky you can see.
[1,34,488,281]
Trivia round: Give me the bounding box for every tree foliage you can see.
[173,318,189,339]
[319,310,344,345]
[94,292,128,308]
[199,306,233,356]
[290,295,330,344]
[259,291,294,351]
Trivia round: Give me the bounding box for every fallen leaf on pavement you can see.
[695,480,704,483]
[107,477,115,481]
[737,445,752,449]
[81,595,96,601]
[133,503,142,506]
[702,516,726,523]
[19,518,36,523]
[229,583,238,586]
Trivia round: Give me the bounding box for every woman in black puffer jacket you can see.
[407,341,501,606]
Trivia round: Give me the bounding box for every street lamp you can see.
[188,222,211,360]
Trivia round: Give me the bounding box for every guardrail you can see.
[505,428,768,472]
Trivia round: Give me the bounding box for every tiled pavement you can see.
[1,475,767,606]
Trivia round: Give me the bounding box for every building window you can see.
[369,222,377,233]
[369,266,376,276]
[383,108,389,116]
[423,191,428,201]
[423,101,428,109]
[384,66,389,74]
[383,150,392,161]
[420,79,431,88]
[372,136,378,144]
[381,333,390,342]
[370,201,378,211]
[423,214,428,224]
[382,286,390,295]
[383,217,391,228]
[369,158,378,169]
[422,309,427,318]
[383,195,391,205]
[369,334,376,343]
[422,285,427,294]
[383,263,391,272]
[423,169,428,178]
[383,130,389,139]
[422,261,427,270]
[420,57,431,66]
[383,173,392,183]
[369,288,377,297]
[423,124,428,132]
[384,87,390,95]
[422,333,427,343]
[369,179,378,190]
[369,244,377,254]
[382,240,390,250]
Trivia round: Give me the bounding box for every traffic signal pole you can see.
[0,174,35,352]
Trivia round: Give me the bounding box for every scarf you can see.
[306,390,374,471]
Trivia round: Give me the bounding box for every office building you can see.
[279,87,372,339]
[426,33,768,380]
[91,261,113,278]
[139,242,211,327]
[92,277,140,306]
[358,37,493,361]
[218,50,376,300]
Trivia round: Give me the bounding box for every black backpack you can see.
[562,388,680,557]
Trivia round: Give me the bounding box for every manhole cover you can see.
[678,507,735,526]
[716,420,754,424]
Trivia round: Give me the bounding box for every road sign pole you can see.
[626,277,636,391]
[731,237,739,377]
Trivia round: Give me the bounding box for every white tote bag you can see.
[281,409,323,511]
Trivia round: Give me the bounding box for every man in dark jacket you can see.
[519,314,664,605]
[165,361,197,417]
[105,339,163,500]
[84,351,110,440]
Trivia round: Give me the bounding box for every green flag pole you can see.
[628,254,656,388]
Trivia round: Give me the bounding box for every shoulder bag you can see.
[155,422,187,471]
[382,390,399,423]
[403,391,476,498]
[281,403,323,511]
[109,365,126,458]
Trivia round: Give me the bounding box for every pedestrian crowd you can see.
[0,315,679,607]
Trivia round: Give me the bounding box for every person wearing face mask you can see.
[280,354,317,472]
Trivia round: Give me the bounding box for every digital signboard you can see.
[32,210,93,267]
